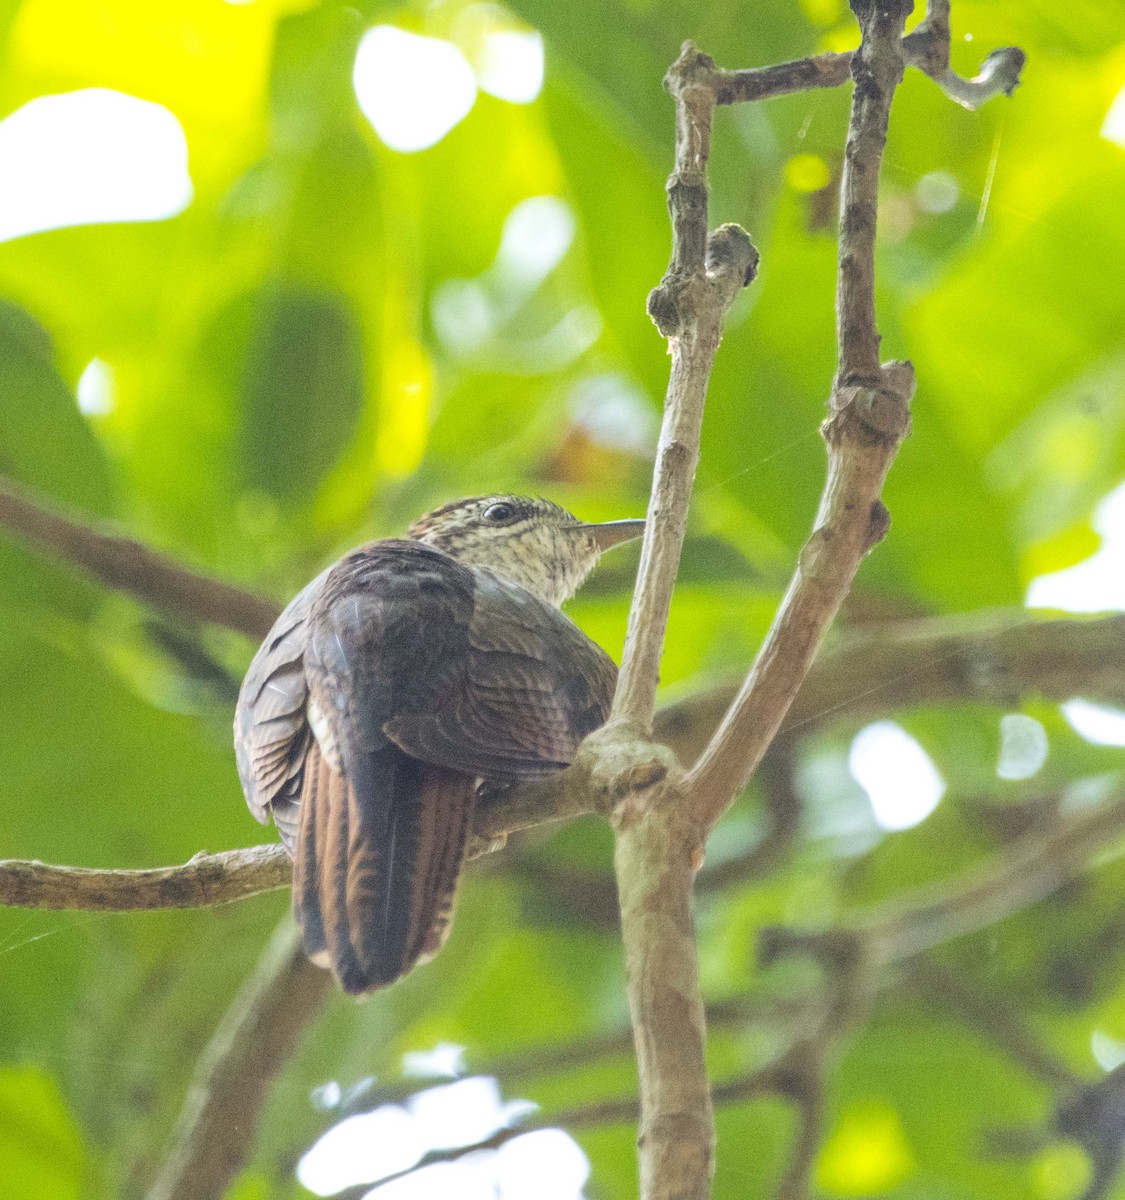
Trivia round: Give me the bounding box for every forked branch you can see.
[614,2,1023,1197]
[608,42,759,1200]
[688,0,916,832]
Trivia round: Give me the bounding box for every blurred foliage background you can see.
[1,0,1124,1197]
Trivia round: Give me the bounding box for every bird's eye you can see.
[482,502,516,524]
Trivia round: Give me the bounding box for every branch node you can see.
[646,280,689,338]
[664,40,717,94]
[827,359,915,446]
[706,222,760,289]
[867,499,892,547]
[575,723,683,821]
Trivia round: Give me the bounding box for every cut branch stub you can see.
[935,45,1026,110]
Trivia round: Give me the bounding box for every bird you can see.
[234,495,644,996]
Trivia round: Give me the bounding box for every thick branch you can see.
[144,921,332,1200]
[659,609,1125,766]
[0,844,290,911]
[608,39,759,1200]
[0,475,280,639]
[687,1,915,833]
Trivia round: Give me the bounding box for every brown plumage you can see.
[234,497,642,995]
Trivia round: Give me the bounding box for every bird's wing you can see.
[303,541,478,773]
[233,569,328,851]
[381,565,618,781]
[282,539,617,994]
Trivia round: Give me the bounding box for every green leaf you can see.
[237,285,366,506]
[0,1066,87,1200]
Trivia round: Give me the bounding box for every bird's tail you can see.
[293,740,475,994]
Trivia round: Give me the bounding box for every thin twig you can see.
[656,608,1125,768]
[711,12,1023,111]
[863,796,1125,966]
[762,793,1125,979]
[0,475,280,639]
[326,1096,642,1200]
[613,94,758,728]
[338,993,801,1118]
[687,0,916,834]
[770,1043,825,1200]
[144,920,333,1200]
[327,1058,799,1200]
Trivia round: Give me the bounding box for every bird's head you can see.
[408,495,644,607]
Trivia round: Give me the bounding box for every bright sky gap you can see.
[0,88,191,242]
[353,22,543,153]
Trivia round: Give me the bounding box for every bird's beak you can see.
[583,518,646,551]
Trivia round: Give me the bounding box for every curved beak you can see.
[583,518,646,551]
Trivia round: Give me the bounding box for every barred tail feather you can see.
[410,764,476,965]
[292,741,330,965]
[293,742,475,995]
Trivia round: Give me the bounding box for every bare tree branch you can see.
[711,11,1024,110]
[607,39,759,1200]
[768,1042,826,1200]
[0,845,290,911]
[336,992,802,1118]
[687,0,915,837]
[326,1058,802,1200]
[659,608,1125,767]
[763,792,1125,977]
[0,475,280,639]
[614,206,757,723]
[863,796,1125,967]
[144,920,332,1200]
[324,1096,645,1200]
[5,601,1113,916]
[905,958,1082,1090]
[695,737,803,893]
